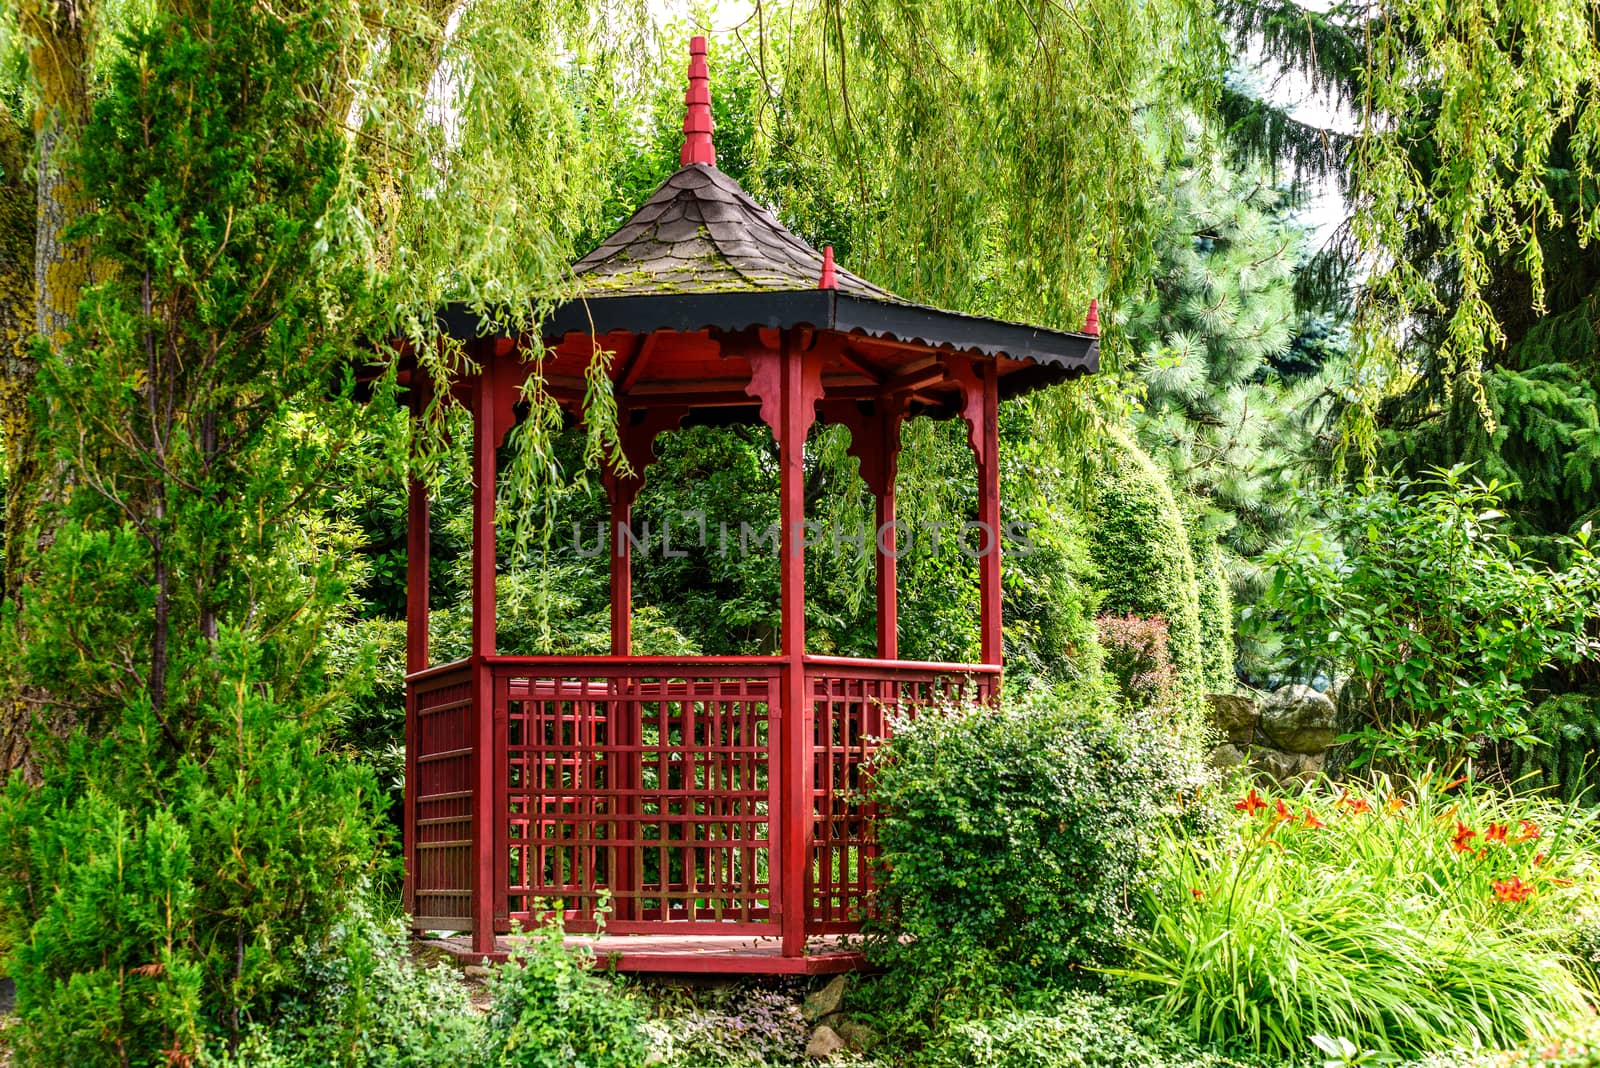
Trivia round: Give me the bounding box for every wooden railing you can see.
[405,654,998,947]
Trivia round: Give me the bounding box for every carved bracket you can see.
[945,356,989,469]
[745,341,823,443]
[821,397,906,499]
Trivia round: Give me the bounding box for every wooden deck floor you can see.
[425,933,868,975]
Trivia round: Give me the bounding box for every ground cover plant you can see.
[1120,775,1600,1060]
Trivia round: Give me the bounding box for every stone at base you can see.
[807,1025,846,1060]
[803,974,848,1020]
[837,1020,879,1052]
[1206,743,1248,770]
[464,964,491,979]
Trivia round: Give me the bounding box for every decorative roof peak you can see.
[1084,299,1100,337]
[681,36,716,168]
[818,246,837,289]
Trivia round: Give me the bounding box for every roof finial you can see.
[1084,298,1100,337]
[818,246,837,289]
[681,36,716,167]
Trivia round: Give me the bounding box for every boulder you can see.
[1249,746,1301,784]
[806,1026,846,1060]
[463,964,492,979]
[1205,743,1248,770]
[837,1020,880,1052]
[803,975,848,1021]
[1206,693,1258,745]
[1257,685,1337,754]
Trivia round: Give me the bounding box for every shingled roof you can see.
[572,165,898,301]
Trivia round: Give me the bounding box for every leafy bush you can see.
[1096,614,1180,709]
[646,985,811,1067]
[1266,466,1600,771]
[198,912,481,1068]
[866,689,1209,1011]
[1119,776,1599,1060]
[1088,433,1204,694]
[918,992,1244,1068]
[482,918,650,1068]
[1408,1013,1600,1067]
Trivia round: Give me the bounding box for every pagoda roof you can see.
[570,163,896,301]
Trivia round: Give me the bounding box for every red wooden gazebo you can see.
[402,38,1099,972]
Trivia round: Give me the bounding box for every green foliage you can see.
[1190,522,1235,691]
[917,992,1243,1068]
[1506,693,1600,803]
[643,984,811,1068]
[0,0,388,1061]
[197,911,481,1068]
[1265,466,1600,771]
[1408,1016,1600,1067]
[865,688,1209,1013]
[482,919,649,1068]
[1089,434,1204,692]
[1118,777,1599,1060]
[0,637,384,1067]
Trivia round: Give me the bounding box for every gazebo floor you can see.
[424,933,868,975]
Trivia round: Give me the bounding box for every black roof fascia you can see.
[436,291,1099,397]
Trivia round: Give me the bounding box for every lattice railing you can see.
[410,662,475,929]
[494,658,782,935]
[803,657,999,933]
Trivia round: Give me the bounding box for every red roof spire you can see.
[681,36,716,167]
[1084,298,1100,337]
[818,246,837,289]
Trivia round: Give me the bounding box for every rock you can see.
[803,975,848,1020]
[1257,685,1337,754]
[0,976,14,1016]
[1206,693,1258,745]
[1249,746,1301,784]
[837,1020,879,1052]
[464,964,491,979]
[1296,752,1326,782]
[806,1025,847,1060]
[1206,743,1248,770]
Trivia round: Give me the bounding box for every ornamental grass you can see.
[1115,774,1600,1061]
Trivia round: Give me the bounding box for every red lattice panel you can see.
[499,662,779,934]
[412,667,475,929]
[805,665,998,933]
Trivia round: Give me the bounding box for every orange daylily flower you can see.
[1492,876,1533,903]
[1273,799,1293,825]
[1302,809,1326,829]
[1235,789,1266,815]
[1451,821,1478,853]
[1386,795,1407,815]
[1485,822,1509,844]
[1515,820,1542,843]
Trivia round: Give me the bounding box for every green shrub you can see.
[1189,527,1235,692]
[482,919,650,1068]
[866,689,1209,1010]
[1089,434,1204,694]
[917,992,1245,1068]
[645,985,811,1067]
[1119,776,1599,1061]
[197,912,481,1068]
[1266,466,1600,772]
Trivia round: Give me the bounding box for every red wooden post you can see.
[471,350,499,956]
[875,406,900,660]
[607,475,636,920]
[778,332,811,958]
[976,361,1003,666]
[609,483,632,656]
[404,382,430,926]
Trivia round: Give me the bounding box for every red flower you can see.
[1345,797,1371,815]
[1302,809,1326,829]
[1386,795,1407,815]
[1235,789,1266,816]
[1274,799,1293,823]
[1535,852,1548,867]
[1190,887,1204,900]
[1451,821,1478,854]
[1492,876,1533,904]
[1485,822,1509,844]
[1514,820,1542,843]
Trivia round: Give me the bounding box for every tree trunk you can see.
[0,0,96,783]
